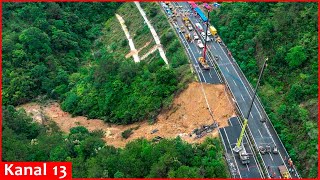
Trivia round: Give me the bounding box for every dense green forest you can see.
[3,2,191,125]
[2,106,229,178]
[59,2,191,124]
[211,2,318,177]
[2,2,121,105]
[61,56,181,124]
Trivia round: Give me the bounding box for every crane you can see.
[233,58,268,164]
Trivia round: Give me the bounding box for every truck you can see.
[209,25,217,36]
[278,165,290,179]
[239,148,250,164]
[198,57,210,70]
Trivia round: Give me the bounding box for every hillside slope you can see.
[2,2,121,106]
[60,3,193,124]
[211,2,318,177]
[19,82,235,148]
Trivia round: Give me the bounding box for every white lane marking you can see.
[258,129,263,138]
[178,25,207,83]
[263,124,273,142]
[180,10,276,177]
[223,128,242,178]
[236,117,264,178]
[176,30,202,82]
[209,71,213,78]
[233,79,237,86]
[246,164,250,172]
[250,112,254,119]
[213,44,217,50]
[219,129,228,152]
[215,42,290,176]
[254,103,263,119]
[226,66,230,72]
[217,43,265,122]
[241,94,245,102]
[229,119,233,126]
[269,153,274,161]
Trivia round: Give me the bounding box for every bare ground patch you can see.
[18,82,236,148]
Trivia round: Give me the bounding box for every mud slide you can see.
[19,82,236,148]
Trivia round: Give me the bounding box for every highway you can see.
[172,2,300,178]
[160,3,221,84]
[159,2,263,178]
[219,117,263,178]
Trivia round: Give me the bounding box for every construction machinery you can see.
[278,165,290,179]
[198,57,210,70]
[185,33,191,42]
[233,119,250,164]
[239,147,250,164]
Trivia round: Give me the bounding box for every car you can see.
[173,22,177,26]
[272,146,279,154]
[193,32,199,40]
[259,146,266,155]
[195,23,203,31]
[201,32,211,41]
[180,26,186,33]
[187,25,193,31]
[197,40,204,48]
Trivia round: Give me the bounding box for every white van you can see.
[195,23,203,32]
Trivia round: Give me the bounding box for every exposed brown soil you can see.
[18,82,236,148]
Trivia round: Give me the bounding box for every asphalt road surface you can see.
[173,2,300,178]
[219,117,263,178]
[160,3,222,84]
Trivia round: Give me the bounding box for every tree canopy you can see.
[211,2,318,177]
[2,107,229,178]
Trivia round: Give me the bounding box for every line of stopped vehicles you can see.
[161,1,296,178]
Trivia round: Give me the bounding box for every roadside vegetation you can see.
[2,2,121,106]
[60,3,192,124]
[3,107,229,178]
[2,2,231,178]
[3,2,193,125]
[211,2,318,177]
